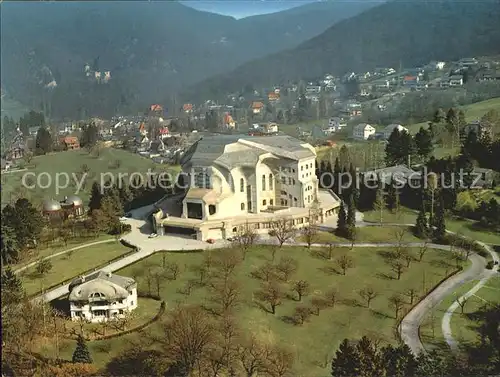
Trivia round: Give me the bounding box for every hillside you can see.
[189,0,500,100]
[1,0,377,119]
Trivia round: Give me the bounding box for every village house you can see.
[251,101,265,114]
[353,123,376,140]
[183,104,193,113]
[68,271,138,323]
[383,124,408,140]
[151,135,341,241]
[268,92,280,102]
[223,113,236,129]
[42,196,85,220]
[464,120,493,138]
[449,75,464,87]
[59,136,80,150]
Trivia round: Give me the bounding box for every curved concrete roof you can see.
[43,199,62,212]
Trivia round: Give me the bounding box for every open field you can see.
[407,97,500,134]
[39,244,461,375]
[19,240,131,295]
[1,148,180,206]
[298,226,420,244]
[420,275,500,352]
[362,208,500,245]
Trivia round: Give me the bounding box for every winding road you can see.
[31,208,498,356]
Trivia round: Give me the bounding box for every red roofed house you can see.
[183,103,193,113]
[268,92,280,102]
[60,136,80,150]
[223,113,235,129]
[150,104,163,113]
[159,126,170,138]
[251,101,264,114]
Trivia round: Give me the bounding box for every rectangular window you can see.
[269,174,273,190]
[301,166,303,171]
[241,203,245,210]
[263,199,267,206]
[270,199,274,206]
[288,177,292,185]
[262,175,266,190]
[282,177,286,184]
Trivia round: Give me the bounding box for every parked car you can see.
[149,233,158,238]
[206,238,215,244]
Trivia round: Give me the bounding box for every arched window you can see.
[240,178,245,192]
[269,174,273,190]
[209,205,216,215]
[262,175,266,190]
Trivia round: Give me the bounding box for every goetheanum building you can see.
[68,270,138,323]
[152,135,341,240]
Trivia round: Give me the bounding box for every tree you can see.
[311,296,328,315]
[36,258,53,276]
[302,222,319,249]
[213,250,241,282]
[266,344,295,377]
[35,126,53,154]
[1,224,20,265]
[381,344,417,377]
[417,243,428,262]
[373,182,386,226]
[88,182,103,213]
[292,280,310,301]
[456,296,468,314]
[336,254,354,275]
[269,218,296,248]
[414,206,429,239]
[46,363,98,377]
[346,193,356,227]
[237,334,271,377]
[80,123,99,149]
[389,294,405,319]
[165,261,181,280]
[257,281,283,314]
[336,201,348,237]
[293,306,312,325]
[359,287,378,308]
[405,288,418,305]
[415,127,433,161]
[275,256,298,282]
[401,248,414,268]
[324,288,340,308]
[1,267,25,305]
[391,260,406,280]
[254,262,276,282]
[210,278,241,315]
[3,198,44,249]
[232,222,257,259]
[72,334,93,363]
[331,339,361,377]
[433,193,446,241]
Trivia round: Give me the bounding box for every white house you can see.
[153,135,341,241]
[68,271,138,323]
[353,123,376,140]
[383,124,408,139]
[449,75,464,87]
[324,117,346,134]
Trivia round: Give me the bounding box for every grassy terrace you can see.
[39,244,463,375]
[1,147,180,206]
[20,241,132,295]
[421,275,500,352]
[362,208,500,245]
[298,226,420,244]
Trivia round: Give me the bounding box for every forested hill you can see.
[188,0,500,101]
[1,0,378,119]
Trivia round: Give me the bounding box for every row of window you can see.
[241,199,275,210]
[281,176,296,185]
[301,162,314,171]
[239,175,274,192]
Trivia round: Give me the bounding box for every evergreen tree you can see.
[35,126,53,155]
[455,152,474,188]
[333,157,341,193]
[414,206,429,239]
[3,199,44,249]
[445,108,460,148]
[80,123,99,149]
[432,108,446,124]
[414,127,433,161]
[331,339,361,376]
[72,334,93,364]
[118,179,134,212]
[356,336,384,377]
[386,177,398,213]
[382,344,417,377]
[1,224,20,265]
[347,193,356,227]
[88,182,103,213]
[336,202,348,237]
[385,129,402,166]
[1,267,25,305]
[433,193,446,241]
[349,163,360,206]
[373,181,386,226]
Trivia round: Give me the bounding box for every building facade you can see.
[154,135,341,240]
[353,124,376,140]
[68,271,138,323]
[42,196,85,220]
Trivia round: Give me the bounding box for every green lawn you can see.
[299,226,420,244]
[362,208,500,245]
[1,147,180,206]
[421,275,500,352]
[20,240,132,295]
[49,244,461,375]
[407,97,500,134]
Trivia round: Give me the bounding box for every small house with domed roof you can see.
[42,195,85,220]
[68,270,137,322]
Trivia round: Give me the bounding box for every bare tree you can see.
[257,281,284,314]
[265,345,295,377]
[418,243,428,262]
[210,278,241,315]
[359,287,378,308]
[293,306,312,325]
[393,228,407,247]
[253,262,276,282]
[336,254,354,275]
[389,294,405,319]
[311,296,328,315]
[213,250,242,282]
[232,222,258,259]
[324,288,340,308]
[456,296,468,314]
[237,334,271,377]
[401,248,414,268]
[191,263,209,285]
[292,280,310,301]
[302,223,318,249]
[271,245,278,262]
[165,261,181,280]
[452,251,464,268]
[153,305,215,375]
[391,260,406,280]
[327,242,336,260]
[269,217,297,248]
[275,257,298,282]
[405,288,418,305]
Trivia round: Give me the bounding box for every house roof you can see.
[150,104,163,112]
[181,135,315,170]
[185,188,228,204]
[384,124,408,133]
[251,101,264,109]
[183,103,193,111]
[354,123,373,131]
[68,270,136,302]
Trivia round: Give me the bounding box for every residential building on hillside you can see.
[383,124,408,140]
[68,271,138,323]
[449,75,464,87]
[152,135,341,241]
[464,120,493,138]
[251,102,264,114]
[42,196,85,220]
[59,136,80,150]
[353,123,376,140]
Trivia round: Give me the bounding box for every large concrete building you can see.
[152,135,341,240]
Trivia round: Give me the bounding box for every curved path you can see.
[14,238,116,274]
[441,241,499,352]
